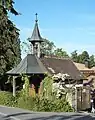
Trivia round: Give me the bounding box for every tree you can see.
[41,39,69,57]
[21,38,56,56]
[71,50,78,62]
[0,1,21,88]
[71,50,90,64]
[0,0,19,15]
[71,50,95,68]
[21,41,32,55]
[22,38,69,58]
[89,55,95,68]
[41,39,55,56]
[79,51,89,64]
[54,48,69,57]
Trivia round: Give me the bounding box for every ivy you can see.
[21,74,29,97]
[41,75,53,100]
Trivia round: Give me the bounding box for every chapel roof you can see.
[6,54,47,75]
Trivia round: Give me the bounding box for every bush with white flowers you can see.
[52,73,73,98]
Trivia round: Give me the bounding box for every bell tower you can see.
[29,13,43,58]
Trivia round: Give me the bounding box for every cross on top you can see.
[35,13,38,22]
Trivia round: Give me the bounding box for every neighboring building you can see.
[74,62,95,78]
[74,62,95,110]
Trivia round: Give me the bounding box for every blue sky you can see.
[9,0,95,57]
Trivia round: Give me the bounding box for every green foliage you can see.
[0,74,74,112]
[22,38,69,57]
[0,0,21,90]
[21,75,29,97]
[79,51,89,64]
[0,89,73,112]
[17,95,73,112]
[0,0,19,15]
[21,41,32,55]
[89,55,95,68]
[0,6,21,75]
[41,39,55,55]
[21,38,56,56]
[71,50,78,62]
[0,91,17,107]
[71,50,90,63]
[41,39,69,57]
[17,96,33,110]
[53,98,73,112]
[41,76,53,99]
[54,48,69,57]
[71,50,95,68]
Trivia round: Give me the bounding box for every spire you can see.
[29,13,43,44]
[29,13,44,58]
[35,13,38,23]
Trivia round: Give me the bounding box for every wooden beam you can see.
[13,76,16,97]
[75,88,78,112]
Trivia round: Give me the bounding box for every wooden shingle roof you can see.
[41,56,84,80]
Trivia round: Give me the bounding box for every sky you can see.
[9,0,95,57]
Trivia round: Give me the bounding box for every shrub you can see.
[53,98,74,112]
[0,91,16,107]
[0,91,73,112]
[17,95,74,112]
[38,98,55,111]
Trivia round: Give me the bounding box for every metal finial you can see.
[35,13,38,22]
